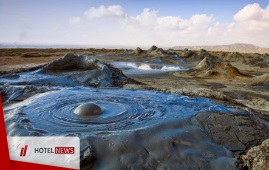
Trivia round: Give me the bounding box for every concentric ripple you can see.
[4,87,246,136]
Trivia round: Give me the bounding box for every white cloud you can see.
[124,9,215,34]
[228,3,269,46]
[263,5,269,18]
[63,6,226,47]
[39,3,269,47]
[178,14,213,33]
[3,3,269,47]
[131,8,158,27]
[157,16,181,30]
[84,5,125,19]
[234,3,263,22]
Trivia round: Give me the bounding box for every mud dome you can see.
[0,54,139,87]
[110,62,190,75]
[74,103,103,119]
[4,87,248,169]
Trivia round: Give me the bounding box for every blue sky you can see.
[0,0,269,47]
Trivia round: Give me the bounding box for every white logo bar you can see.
[8,137,80,169]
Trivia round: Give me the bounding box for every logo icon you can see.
[20,145,28,157]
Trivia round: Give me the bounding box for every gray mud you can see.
[2,51,269,170]
[81,119,236,170]
[4,87,248,169]
[4,87,247,136]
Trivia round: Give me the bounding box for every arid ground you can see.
[1,47,268,117]
[1,47,269,169]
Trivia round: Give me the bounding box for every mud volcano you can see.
[74,103,102,119]
[5,87,248,136]
[4,86,253,169]
[2,51,269,169]
[179,57,248,78]
[0,53,140,87]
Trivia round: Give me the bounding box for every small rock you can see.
[238,139,269,170]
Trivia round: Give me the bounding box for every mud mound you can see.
[135,47,143,55]
[252,54,269,67]
[223,52,246,63]
[238,139,269,170]
[41,53,102,72]
[130,47,143,55]
[198,49,210,56]
[250,73,269,86]
[174,49,221,65]
[41,53,141,87]
[147,45,165,55]
[0,54,141,87]
[195,49,221,62]
[181,48,194,57]
[188,57,247,78]
[194,57,215,70]
[216,52,269,67]
[148,45,158,52]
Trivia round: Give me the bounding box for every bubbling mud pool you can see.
[4,87,248,169]
[4,87,246,136]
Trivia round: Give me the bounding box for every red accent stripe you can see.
[0,94,11,169]
[20,147,24,157]
[10,160,77,170]
[23,145,28,156]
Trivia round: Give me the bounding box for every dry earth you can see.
[1,47,269,169]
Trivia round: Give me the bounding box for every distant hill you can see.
[171,43,269,54]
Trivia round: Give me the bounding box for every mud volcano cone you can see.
[134,47,143,55]
[190,57,247,78]
[39,53,142,87]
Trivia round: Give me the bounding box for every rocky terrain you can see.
[1,46,269,169]
[238,139,269,170]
